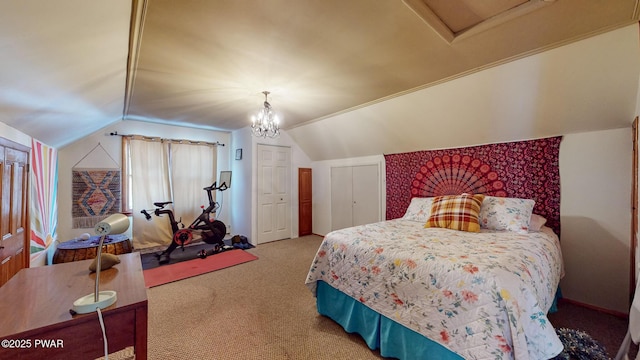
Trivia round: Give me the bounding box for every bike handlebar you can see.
[203,183,215,191]
[203,182,228,192]
[142,181,223,223]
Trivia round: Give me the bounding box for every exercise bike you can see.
[141,179,229,265]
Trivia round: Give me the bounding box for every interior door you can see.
[257,144,291,244]
[0,140,29,287]
[298,168,312,236]
[632,116,638,301]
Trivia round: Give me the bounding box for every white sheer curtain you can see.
[169,141,217,227]
[129,138,172,249]
[127,137,217,250]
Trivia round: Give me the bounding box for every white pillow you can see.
[479,196,535,234]
[402,197,434,223]
[528,214,547,232]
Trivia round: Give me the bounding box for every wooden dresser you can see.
[0,252,148,360]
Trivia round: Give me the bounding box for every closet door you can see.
[352,165,379,226]
[0,141,29,287]
[257,144,291,244]
[331,166,353,231]
[330,164,380,231]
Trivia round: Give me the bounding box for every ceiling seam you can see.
[286,21,639,131]
[452,0,556,44]
[122,0,149,120]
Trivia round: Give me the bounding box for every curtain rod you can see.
[109,131,225,147]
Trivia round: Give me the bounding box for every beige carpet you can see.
[142,235,385,360]
[101,234,634,359]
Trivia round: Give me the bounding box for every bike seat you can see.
[154,201,173,208]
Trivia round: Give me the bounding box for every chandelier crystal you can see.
[251,91,280,138]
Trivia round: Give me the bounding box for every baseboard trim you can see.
[559,297,629,319]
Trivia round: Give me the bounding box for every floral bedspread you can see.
[305,219,565,360]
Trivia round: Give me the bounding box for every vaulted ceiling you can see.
[0,0,638,150]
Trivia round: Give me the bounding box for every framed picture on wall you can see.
[235,148,242,160]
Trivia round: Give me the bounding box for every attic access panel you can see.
[403,0,555,43]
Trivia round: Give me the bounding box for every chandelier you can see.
[251,91,280,138]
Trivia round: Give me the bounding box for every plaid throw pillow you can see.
[425,194,485,232]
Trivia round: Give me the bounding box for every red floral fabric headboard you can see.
[384,136,562,235]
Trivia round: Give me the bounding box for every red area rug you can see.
[143,249,258,288]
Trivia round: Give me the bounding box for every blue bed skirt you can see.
[316,281,464,360]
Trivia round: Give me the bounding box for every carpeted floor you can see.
[101,235,636,359]
[144,235,385,360]
[548,299,637,358]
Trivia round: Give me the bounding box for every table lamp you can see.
[72,213,130,314]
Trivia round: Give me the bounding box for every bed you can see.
[305,194,565,360]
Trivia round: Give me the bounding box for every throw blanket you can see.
[305,219,564,359]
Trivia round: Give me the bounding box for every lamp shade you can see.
[94,213,129,235]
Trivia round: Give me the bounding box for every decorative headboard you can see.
[384,136,562,235]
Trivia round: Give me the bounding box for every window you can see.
[121,136,218,249]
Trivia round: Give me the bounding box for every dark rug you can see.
[140,238,254,270]
[552,328,610,360]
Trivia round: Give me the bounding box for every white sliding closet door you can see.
[352,164,380,226]
[331,167,353,231]
[331,164,380,231]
